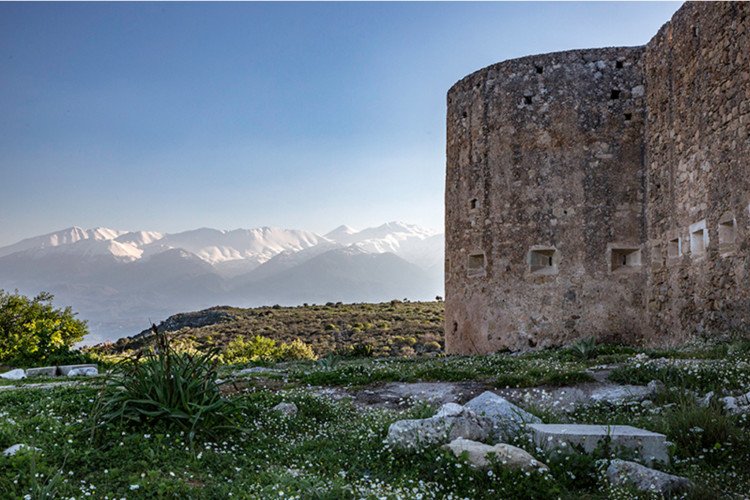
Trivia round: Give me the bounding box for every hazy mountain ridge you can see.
[0,222,444,343]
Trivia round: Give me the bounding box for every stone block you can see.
[25,366,58,377]
[57,364,97,376]
[529,423,669,465]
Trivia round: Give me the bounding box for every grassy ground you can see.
[1,337,750,499]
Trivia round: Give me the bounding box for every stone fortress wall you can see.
[445,2,749,354]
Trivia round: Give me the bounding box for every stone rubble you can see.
[385,403,492,451]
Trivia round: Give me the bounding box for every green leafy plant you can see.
[569,337,598,361]
[0,290,87,366]
[93,326,236,442]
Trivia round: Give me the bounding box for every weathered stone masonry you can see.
[445,2,749,354]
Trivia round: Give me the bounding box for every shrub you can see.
[223,335,316,364]
[93,326,235,441]
[224,335,279,363]
[277,339,317,361]
[0,290,87,366]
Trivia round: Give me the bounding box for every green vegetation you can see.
[568,336,598,361]
[223,335,317,364]
[284,353,593,388]
[93,328,236,444]
[0,290,88,367]
[0,355,748,498]
[100,300,445,359]
[1,298,749,497]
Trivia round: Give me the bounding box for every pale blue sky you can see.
[0,1,682,246]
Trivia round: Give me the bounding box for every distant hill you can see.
[0,222,444,343]
[95,300,445,359]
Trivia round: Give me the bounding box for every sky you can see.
[0,1,682,247]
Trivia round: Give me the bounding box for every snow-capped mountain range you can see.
[0,222,444,343]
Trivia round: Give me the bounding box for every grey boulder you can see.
[272,402,298,417]
[443,437,548,472]
[464,391,541,440]
[607,459,692,495]
[0,369,26,380]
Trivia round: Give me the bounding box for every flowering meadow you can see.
[1,335,749,498]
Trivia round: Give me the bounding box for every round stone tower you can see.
[445,47,649,354]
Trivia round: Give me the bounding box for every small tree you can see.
[0,290,87,365]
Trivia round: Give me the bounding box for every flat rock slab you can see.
[497,383,655,413]
[26,366,57,377]
[529,424,669,465]
[354,381,489,409]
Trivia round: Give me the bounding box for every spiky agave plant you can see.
[92,325,236,443]
[569,336,598,361]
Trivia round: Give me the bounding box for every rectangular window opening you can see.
[615,60,624,69]
[470,198,478,210]
[690,227,707,256]
[624,112,632,121]
[610,89,621,100]
[529,248,557,275]
[523,95,533,105]
[535,65,543,74]
[467,253,485,275]
[719,219,737,247]
[611,247,641,272]
[668,237,681,258]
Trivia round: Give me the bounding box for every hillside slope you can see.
[99,300,445,358]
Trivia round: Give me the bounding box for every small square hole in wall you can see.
[528,248,557,275]
[719,218,736,246]
[624,112,632,121]
[690,220,708,256]
[470,198,478,210]
[668,237,682,258]
[467,253,485,275]
[610,89,621,100]
[535,65,543,74]
[616,60,624,69]
[523,95,533,105]
[610,247,641,272]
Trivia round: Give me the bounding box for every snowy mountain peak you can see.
[0,226,126,258]
[324,225,358,241]
[115,231,165,247]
